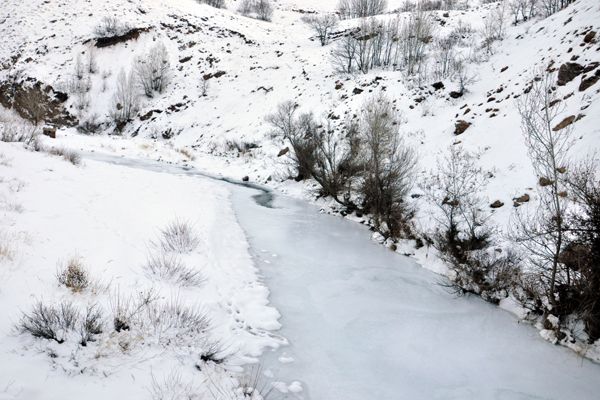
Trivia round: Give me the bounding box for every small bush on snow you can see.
[19,301,80,343]
[154,220,200,254]
[56,257,90,292]
[93,16,130,37]
[0,232,15,261]
[45,147,82,165]
[145,298,210,336]
[149,371,199,400]
[79,304,104,346]
[144,251,205,287]
[134,42,171,98]
[238,0,274,22]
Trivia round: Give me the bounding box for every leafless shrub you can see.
[224,139,258,155]
[238,0,254,15]
[145,297,211,336]
[149,370,198,400]
[539,0,574,17]
[198,0,226,8]
[19,301,79,343]
[0,232,15,261]
[444,249,520,302]
[135,42,171,98]
[201,76,210,97]
[255,0,274,21]
[511,70,575,328]
[94,16,130,37]
[199,339,228,364]
[565,159,600,342]
[422,146,492,280]
[332,10,434,76]
[57,257,90,292]
[432,37,456,80]
[79,304,103,346]
[337,0,387,19]
[46,147,82,165]
[13,86,48,127]
[110,287,159,332]
[331,32,358,73]
[398,10,435,76]
[77,113,102,134]
[0,116,39,144]
[303,14,338,46]
[154,220,200,254]
[481,3,507,55]
[145,251,205,287]
[87,49,98,74]
[110,69,139,125]
[359,95,417,237]
[238,0,273,21]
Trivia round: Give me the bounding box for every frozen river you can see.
[88,153,600,400]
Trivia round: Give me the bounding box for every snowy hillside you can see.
[1,0,600,397]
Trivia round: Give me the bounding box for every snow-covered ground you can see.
[1,0,600,396]
[0,141,284,399]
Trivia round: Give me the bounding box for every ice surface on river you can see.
[231,188,600,400]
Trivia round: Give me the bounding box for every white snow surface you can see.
[1,0,600,397]
[0,142,284,399]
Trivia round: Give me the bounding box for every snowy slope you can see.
[1,0,600,376]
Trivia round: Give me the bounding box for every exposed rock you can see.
[242,176,249,182]
[203,71,226,80]
[583,30,597,44]
[552,115,576,131]
[449,91,463,99]
[514,193,530,203]
[277,147,289,157]
[454,120,471,135]
[335,82,343,90]
[179,55,192,63]
[42,127,56,138]
[490,200,504,209]
[352,87,363,95]
[539,177,554,187]
[557,62,584,85]
[0,79,76,127]
[93,27,150,48]
[579,74,600,92]
[432,81,445,90]
[583,62,599,73]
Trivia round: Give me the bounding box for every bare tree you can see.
[94,16,129,37]
[539,0,574,17]
[331,30,359,73]
[135,42,171,98]
[432,37,456,80]
[267,102,361,204]
[359,95,417,237]
[421,146,502,296]
[512,70,575,321]
[423,146,490,260]
[266,101,316,180]
[399,10,435,76]
[110,69,139,125]
[255,0,274,22]
[565,158,600,342]
[303,14,339,46]
[87,49,98,74]
[337,0,388,19]
[199,0,225,8]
